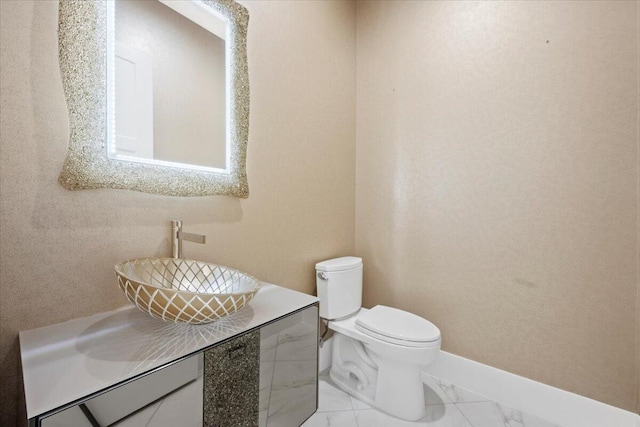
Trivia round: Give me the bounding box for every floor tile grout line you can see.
[316,408,357,413]
[348,386,358,413]
[452,402,479,427]
[338,383,360,427]
[431,372,488,427]
[445,399,492,405]
[425,374,458,405]
[353,406,361,427]
[144,398,164,427]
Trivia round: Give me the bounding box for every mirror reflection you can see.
[109,0,228,171]
[41,354,203,427]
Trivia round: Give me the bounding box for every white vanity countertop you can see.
[19,284,318,419]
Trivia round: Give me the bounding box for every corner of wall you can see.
[636,0,640,412]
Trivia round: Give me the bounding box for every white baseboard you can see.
[424,350,639,427]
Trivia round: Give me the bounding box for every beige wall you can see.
[356,0,638,412]
[0,0,356,425]
[1,0,639,424]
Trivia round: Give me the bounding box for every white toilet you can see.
[316,256,441,421]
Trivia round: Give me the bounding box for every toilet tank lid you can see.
[316,256,362,272]
[356,305,441,343]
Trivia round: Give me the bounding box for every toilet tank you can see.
[316,257,363,320]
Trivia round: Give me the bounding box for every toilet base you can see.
[329,333,428,421]
[329,368,376,407]
[329,364,426,421]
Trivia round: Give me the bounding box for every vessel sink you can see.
[115,258,261,324]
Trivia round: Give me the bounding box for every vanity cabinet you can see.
[20,285,318,427]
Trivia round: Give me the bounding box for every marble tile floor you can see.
[302,371,560,427]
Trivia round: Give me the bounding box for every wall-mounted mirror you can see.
[58,0,249,197]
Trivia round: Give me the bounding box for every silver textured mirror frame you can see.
[57,0,250,197]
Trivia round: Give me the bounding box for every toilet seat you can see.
[355,305,441,348]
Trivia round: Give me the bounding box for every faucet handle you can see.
[179,231,206,244]
[171,220,206,258]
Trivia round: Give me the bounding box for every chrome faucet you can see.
[171,220,206,259]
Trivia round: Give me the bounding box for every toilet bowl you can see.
[316,257,441,421]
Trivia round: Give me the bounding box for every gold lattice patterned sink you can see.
[115,258,261,324]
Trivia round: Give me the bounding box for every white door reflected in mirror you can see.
[114,41,154,158]
[107,0,229,172]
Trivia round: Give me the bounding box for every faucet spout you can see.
[171,220,206,258]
